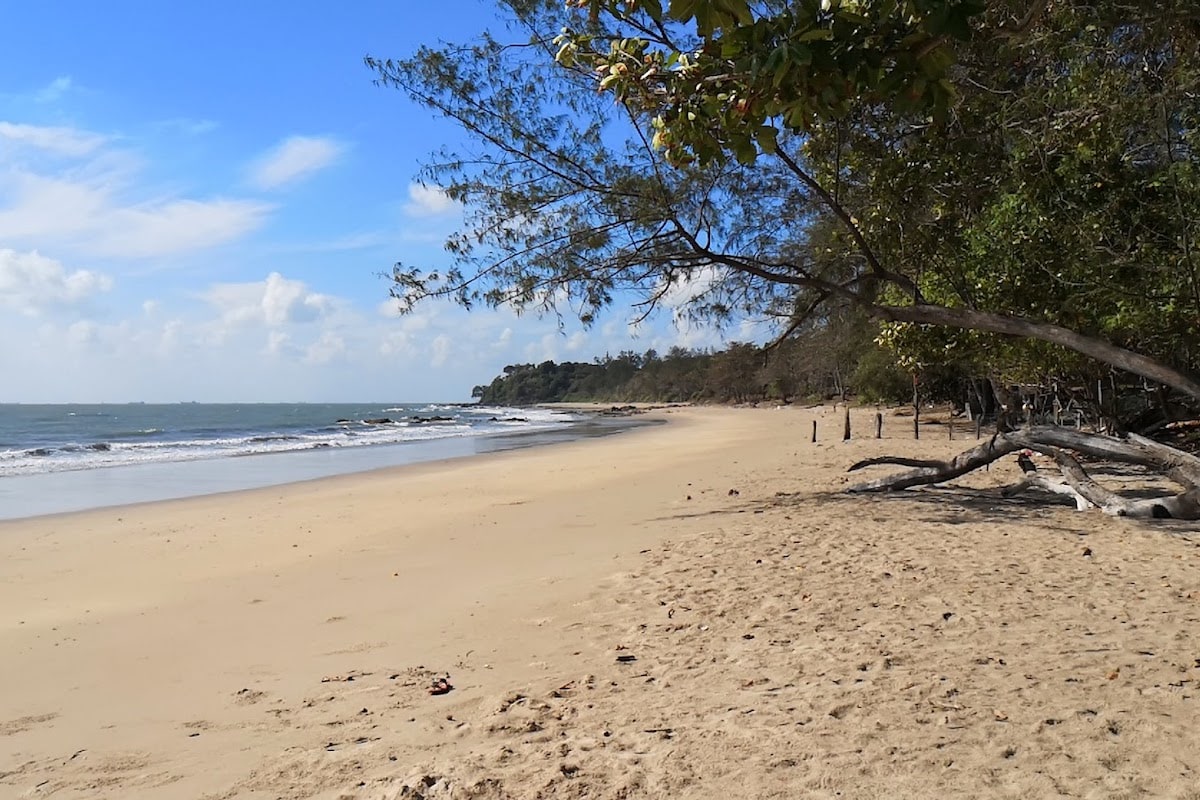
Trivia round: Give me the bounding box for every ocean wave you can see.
[0,407,578,478]
[114,428,164,437]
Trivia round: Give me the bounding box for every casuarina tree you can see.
[368,0,1200,518]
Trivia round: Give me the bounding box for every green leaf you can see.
[667,0,697,23]
[796,27,835,42]
[693,3,715,36]
[640,0,664,23]
[731,0,754,25]
[835,10,871,27]
[941,5,974,40]
[789,43,813,66]
[754,125,779,154]
[916,44,954,77]
[732,135,758,165]
[714,0,754,26]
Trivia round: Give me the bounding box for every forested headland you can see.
[471,317,920,406]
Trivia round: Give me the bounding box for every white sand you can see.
[3,406,1199,799]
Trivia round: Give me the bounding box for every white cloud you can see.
[565,330,589,352]
[153,117,219,136]
[275,231,386,254]
[657,316,724,350]
[205,271,335,328]
[657,266,726,310]
[266,330,288,353]
[0,172,107,240]
[378,329,416,358]
[377,301,441,338]
[0,127,273,258]
[306,331,346,364]
[639,266,738,351]
[250,135,344,189]
[526,332,560,363]
[0,171,273,258]
[35,76,72,104]
[0,285,702,402]
[262,272,333,325]
[430,333,452,367]
[94,198,273,258]
[0,121,105,156]
[0,248,112,314]
[158,319,183,355]
[736,317,775,342]
[403,183,458,217]
[66,319,100,346]
[378,298,403,318]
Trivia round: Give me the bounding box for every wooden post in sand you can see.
[843,405,851,441]
[875,412,883,439]
[948,415,953,440]
[975,414,983,439]
[811,419,817,443]
[912,377,921,440]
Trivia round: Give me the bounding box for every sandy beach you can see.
[3,406,1199,799]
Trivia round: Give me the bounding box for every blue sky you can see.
[0,1,758,402]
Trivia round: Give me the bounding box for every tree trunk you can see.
[846,426,1200,520]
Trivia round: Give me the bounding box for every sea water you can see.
[0,403,600,520]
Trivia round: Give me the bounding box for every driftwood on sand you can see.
[846,425,1200,520]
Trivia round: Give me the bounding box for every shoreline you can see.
[1,405,725,798]
[3,405,1198,799]
[0,411,656,522]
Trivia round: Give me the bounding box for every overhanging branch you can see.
[867,303,1200,403]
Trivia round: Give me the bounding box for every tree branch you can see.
[866,303,1200,403]
[846,426,1200,519]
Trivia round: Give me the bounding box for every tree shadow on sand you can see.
[765,486,1200,537]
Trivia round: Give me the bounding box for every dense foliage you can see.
[372,0,1200,429]
[472,345,812,406]
[472,320,944,406]
[472,350,745,405]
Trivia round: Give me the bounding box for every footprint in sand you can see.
[234,688,268,705]
[0,712,58,736]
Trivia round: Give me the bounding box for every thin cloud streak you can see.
[249,135,345,189]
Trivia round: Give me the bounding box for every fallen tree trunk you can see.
[1039,447,1200,519]
[846,425,1200,520]
[1001,471,1096,511]
[846,437,1023,492]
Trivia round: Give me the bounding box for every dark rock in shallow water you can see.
[408,415,455,424]
[88,442,112,451]
[362,418,394,425]
[601,405,642,417]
